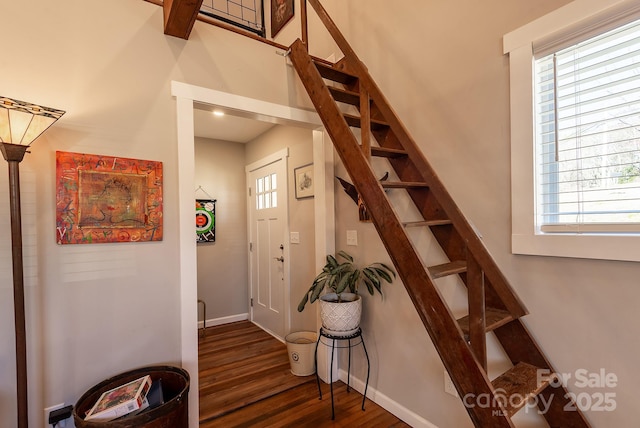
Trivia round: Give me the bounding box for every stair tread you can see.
[381,181,429,189]
[315,62,358,84]
[428,260,467,279]
[492,362,551,417]
[371,146,407,158]
[403,219,452,227]
[344,113,389,130]
[328,86,361,105]
[457,308,514,337]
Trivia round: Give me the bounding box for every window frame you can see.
[504,0,640,262]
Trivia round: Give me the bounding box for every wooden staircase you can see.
[290,1,592,427]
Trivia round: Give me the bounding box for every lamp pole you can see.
[1,142,29,428]
[1,96,64,428]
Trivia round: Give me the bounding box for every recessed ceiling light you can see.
[213,110,225,117]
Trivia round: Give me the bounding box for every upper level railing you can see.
[200,0,265,37]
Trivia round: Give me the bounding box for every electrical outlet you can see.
[45,403,66,427]
[444,370,458,397]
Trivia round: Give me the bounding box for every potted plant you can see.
[297,250,395,336]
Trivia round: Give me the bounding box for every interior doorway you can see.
[173,81,335,428]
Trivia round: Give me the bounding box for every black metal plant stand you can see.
[314,327,370,420]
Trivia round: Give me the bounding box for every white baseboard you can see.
[198,313,248,329]
[338,369,439,428]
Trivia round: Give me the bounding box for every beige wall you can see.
[194,137,248,321]
[1,0,638,427]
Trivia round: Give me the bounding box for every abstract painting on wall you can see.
[56,151,163,244]
[196,199,216,243]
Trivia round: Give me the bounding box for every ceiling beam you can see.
[163,0,203,40]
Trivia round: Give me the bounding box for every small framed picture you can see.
[294,163,314,199]
[271,0,294,38]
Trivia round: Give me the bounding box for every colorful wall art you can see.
[56,151,163,244]
[196,199,216,243]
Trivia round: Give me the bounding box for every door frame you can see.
[246,148,290,340]
[172,81,334,428]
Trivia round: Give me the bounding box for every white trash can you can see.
[285,331,317,376]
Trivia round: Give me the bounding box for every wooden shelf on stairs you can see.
[328,86,361,105]
[492,362,552,417]
[457,308,514,340]
[315,61,358,84]
[344,113,388,130]
[428,260,467,279]
[402,219,452,228]
[381,181,429,189]
[371,146,408,158]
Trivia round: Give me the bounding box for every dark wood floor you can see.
[198,321,411,427]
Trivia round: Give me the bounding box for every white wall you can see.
[194,138,248,323]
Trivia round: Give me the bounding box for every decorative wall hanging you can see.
[294,163,314,199]
[336,172,389,222]
[56,151,163,244]
[196,198,216,243]
[271,0,294,38]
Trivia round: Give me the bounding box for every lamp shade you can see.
[0,97,65,146]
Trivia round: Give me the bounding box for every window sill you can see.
[512,233,640,262]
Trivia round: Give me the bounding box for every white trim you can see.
[173,81,328,428]
[172,81,322,128]
[313,129,338,384]
[198,313,249,329]
[505,1,640,262]
[245,148,289,173]
[338,369,439,428]
[175,95,199,426]
[503,0,634,53]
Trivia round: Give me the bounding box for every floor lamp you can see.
[0,97,65,428]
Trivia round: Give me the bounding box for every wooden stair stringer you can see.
[494,320,592,426]
[364,78,525,317]
[289,38,513,428]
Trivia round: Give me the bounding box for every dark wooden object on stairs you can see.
[289,1,592,427]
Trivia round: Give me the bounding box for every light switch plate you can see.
[290,232,300,244]
[346,230,358,246]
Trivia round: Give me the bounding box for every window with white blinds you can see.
[534,18,640,233]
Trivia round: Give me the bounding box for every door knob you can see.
[274,256,284,262]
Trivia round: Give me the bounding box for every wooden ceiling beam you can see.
[163,0,203,40]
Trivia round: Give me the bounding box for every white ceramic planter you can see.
[319,293,362,336]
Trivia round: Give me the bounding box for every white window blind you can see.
[534,18,640,233]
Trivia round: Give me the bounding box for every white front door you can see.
[247,150,289,339]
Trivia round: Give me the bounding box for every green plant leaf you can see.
[363,277,374,295]
[297,293,309,312]
[337,250,353,262]
[349,270,360,293]
[372,266,394,283]
[335,273,351,294]
[327,254,338,269]
[362,268,381,295]
[310,282,324,302]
